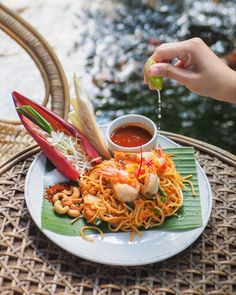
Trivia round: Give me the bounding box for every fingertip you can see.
[148,65,161,77]
[151,53,162,63]
[148,83,155,91]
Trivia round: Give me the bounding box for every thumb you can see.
[148,63,196,85]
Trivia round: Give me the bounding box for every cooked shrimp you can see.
[83,204,97,222]
[98,167,140,202]
[82,195,100,221]
[113,183,140,203]
[114,151,153,163]
[115,150,165,165]
[140,173,160,198]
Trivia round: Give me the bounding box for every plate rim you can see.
[25,133,213,266]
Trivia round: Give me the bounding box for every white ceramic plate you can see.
[25,129,212,266]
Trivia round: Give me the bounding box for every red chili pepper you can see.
[156,147,162,158]
[156,162,167,175]
[45,183,71,202]
[145,159,154,169]
[12,91,100,181]
[136,146,143,178]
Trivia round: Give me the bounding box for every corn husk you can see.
[68,74,110,159]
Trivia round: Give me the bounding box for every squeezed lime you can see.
[144,57,163,90]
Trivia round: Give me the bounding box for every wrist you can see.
[216,69,236,103]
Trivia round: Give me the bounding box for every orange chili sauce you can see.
[110,125,152,147]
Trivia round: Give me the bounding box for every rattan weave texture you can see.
[0,122,34,165]
[0,3,70,124]
[0,146,235,295]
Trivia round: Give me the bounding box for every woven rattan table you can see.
[0,135,235,295]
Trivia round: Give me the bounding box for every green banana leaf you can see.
[41,147,202,235]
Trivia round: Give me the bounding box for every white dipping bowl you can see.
[106,114,158,153]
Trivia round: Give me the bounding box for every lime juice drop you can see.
[144,58,163,135]
[157,89,161,134]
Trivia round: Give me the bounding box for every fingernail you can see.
[148,67,160,76]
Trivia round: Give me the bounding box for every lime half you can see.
[144,57,163,90]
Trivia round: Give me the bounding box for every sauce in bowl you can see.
[110,125,153,147]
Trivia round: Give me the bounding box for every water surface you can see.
[1,0,235,153]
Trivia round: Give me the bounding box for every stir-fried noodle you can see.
[46,149,193,241]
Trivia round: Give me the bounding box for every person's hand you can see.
[144,38,236,103]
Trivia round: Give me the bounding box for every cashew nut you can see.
[71,198,82,204]
[70,204,80,210]
[54,200,69,214]
[67,209,80,217]
[70,187,80,198]
[61,198,72,207]
[63,187,73,195]
[52,192,67,203]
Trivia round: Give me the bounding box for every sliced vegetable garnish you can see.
[161,196,167,203]
[159,189,166,197]
[159,189,167,203]
[16,105,53,134]
[13,91,101,181]
[144,57,163,90]
[154,207,160,216]
[23,105,53,133]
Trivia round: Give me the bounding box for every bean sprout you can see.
[47,131,94,175]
